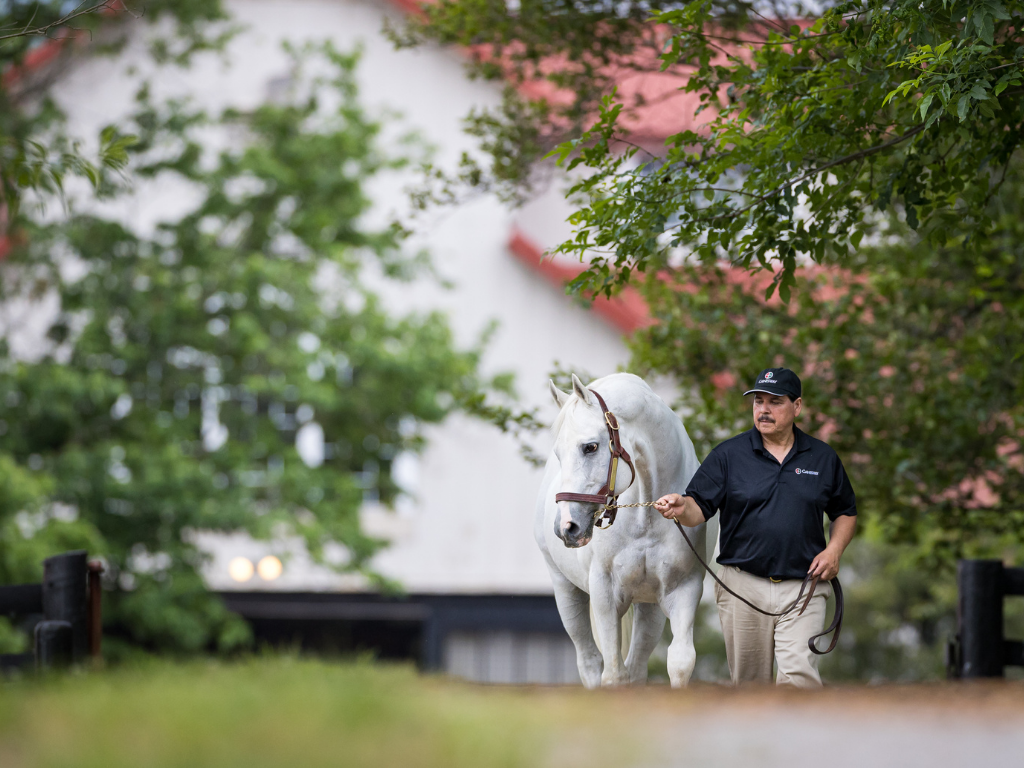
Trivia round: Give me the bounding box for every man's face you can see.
[752,393,802,438]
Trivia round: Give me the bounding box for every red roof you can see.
[387,0,770,142]
[508,229,654,335]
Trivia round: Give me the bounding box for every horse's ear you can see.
[549,380,570,408]
[570,374,593,406]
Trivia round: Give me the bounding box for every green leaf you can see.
[985,0,1011,20]
[919,93,935,120]
[957,94,971,121]
[979,13,995,45]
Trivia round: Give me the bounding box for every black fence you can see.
[0,550,103,672]
[949,559,1024,678]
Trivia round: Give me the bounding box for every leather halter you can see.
[554,388,636,529]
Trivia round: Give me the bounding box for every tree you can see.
[407,0,1024,298]
[0,44,508,653]
[1,1,231,241]
[630,175,1024,560]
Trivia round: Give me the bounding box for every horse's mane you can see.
[551,397,579,436]
[551,373,658,436]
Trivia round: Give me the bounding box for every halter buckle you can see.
[604,412,619,430]
[594,501,617,529]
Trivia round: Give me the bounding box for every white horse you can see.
[535,372,717,687]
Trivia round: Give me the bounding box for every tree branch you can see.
[0,1,124,44]
[699,122,929,224]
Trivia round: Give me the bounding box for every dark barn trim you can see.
[219,591,567,669]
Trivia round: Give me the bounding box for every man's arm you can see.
[808,515,857,580]
[654,493,707,528]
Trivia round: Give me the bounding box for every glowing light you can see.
[228,557,254,582]
[257,555,283,581]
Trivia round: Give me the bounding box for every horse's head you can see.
[549,374,633,549]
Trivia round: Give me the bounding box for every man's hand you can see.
[809,515,857,581]
[654,494,706,527]
[807,547,841,581]
[654,493,685,520]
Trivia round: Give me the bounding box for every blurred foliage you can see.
[0,616,28,654]
[0,44,514,653]
[630,169,1024,565]
[818,535,954,682]
[406,1,1024,302]
[0,1,232,226]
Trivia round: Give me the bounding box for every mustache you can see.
[758,416,775,422]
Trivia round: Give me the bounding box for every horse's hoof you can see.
[600,673,630,687]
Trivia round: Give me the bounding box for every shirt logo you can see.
[764,372,774,379]
[795,468,819,476]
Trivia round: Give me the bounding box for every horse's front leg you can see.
[661,574,704,688]
[590,573,629,686]
[624,602,667,684]
[549,570,603,688]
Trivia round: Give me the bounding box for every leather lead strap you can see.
[672,519,843,656]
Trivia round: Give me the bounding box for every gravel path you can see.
[642,705,1024,767]
[565,683,1024,767]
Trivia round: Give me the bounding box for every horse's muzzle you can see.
[556,513,594,548]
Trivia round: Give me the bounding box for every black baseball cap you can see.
[743,367,802,400]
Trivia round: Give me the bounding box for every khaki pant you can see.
[714,565,832,688]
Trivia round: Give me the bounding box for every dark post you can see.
[87,561,104,660]
[421,616,442,670]
[34,620,73,670]
[958,559,1005,678]
[42,551,88,663]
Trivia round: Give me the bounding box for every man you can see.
[655,367,857,687]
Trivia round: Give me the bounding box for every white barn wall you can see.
[46,0,630,594]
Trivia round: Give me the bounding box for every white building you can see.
[43,0,666,682]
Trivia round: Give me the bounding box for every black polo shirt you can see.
[685,426,857,580]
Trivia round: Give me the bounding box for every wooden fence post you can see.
[87,561,104,660]
[41,551,89,664]
[956,559,1024,678]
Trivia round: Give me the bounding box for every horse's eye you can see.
[582,443,599,455]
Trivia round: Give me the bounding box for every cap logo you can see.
[764,372,774,379]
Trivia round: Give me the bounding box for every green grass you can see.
[0,657,644,768]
